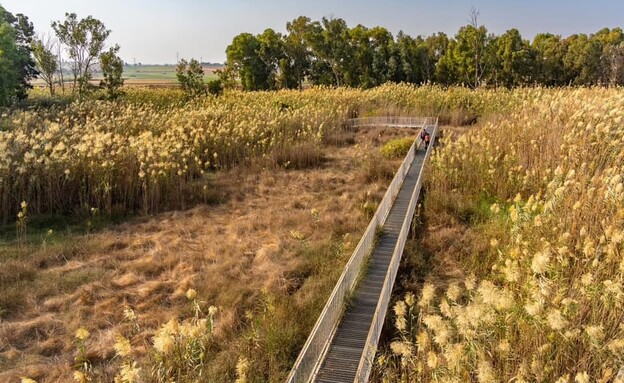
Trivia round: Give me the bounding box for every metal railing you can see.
[346,116,430,129]
[354,118,438,383]
[286,116,437,383]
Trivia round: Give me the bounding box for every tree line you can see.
[2,4,624,106]
[223,15,624,90]
[0,3,220,105]
[0,4,124,106]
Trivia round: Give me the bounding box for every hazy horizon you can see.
[3,0,623,65]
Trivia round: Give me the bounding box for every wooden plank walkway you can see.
[313,139,430,383]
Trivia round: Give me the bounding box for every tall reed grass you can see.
[380,87,624,382]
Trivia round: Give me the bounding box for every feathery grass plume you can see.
[123,306,137,322]
[290,230,306,240]
[123,306,140,335]
[531,250,550,274]
[477,359,497,383]
[585,325,605,343]
[185,288,197,301]
[394,300,407,318]
[439,298,452,318]
[390,341,413,358]
[75,328,90,341]
[73,326,92,382]
[114,333,132,358]
[418,283,436,308]
[416,331,429,352]
[464,275,476,291]
[443,343,464,371]
[426,351,438,369]
[446,283,462,302]
[498,340,510,354]
[235,357,250,383]
[607,338,624,354]
[73,371,87,383]
[116,361,141,383]
[395,315,408,332]
[405,292,416,307]
[152,328,175,354]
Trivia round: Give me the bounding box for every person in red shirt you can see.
[423,131,431,150]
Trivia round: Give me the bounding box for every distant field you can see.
[31,64,222,87]
[121,64,221,85]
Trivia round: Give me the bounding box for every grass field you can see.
[120,64,221,85]
[373,88,624,383]
[3,85,624,383]
[0,126,413,382]
[30,64,221,87]
[0,86,420,382]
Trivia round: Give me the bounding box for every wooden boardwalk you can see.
[312,137,430,383]
[286,118,437,383]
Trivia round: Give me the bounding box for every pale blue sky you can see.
[3,0,623,64]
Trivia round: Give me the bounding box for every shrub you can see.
[380,137,414,159]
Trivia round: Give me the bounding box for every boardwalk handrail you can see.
[286,117,435,383]
[354,117,438,382]
[346,116,429,128]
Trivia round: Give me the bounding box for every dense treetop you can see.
[0,4,37,105]
[1,4,623,105]
[225,16,624,90]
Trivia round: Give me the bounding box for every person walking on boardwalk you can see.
[423,130,431,150]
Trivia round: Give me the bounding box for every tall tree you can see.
[369,26,395,86]
[226,33,270,90]
[99,44,124,99]
[466,8,489,88]
[349,24,374,87]
[435,39,459,85]
[421,32,449,83]
[176,58,205,97]
[52,13,111,97]
[438,15,490,87]
[490,29,533,87]
[531,33,566,86]
[257,28,285,89]
[31,34,58,96]
[592,28,624,85]
[0,5,37,104]
[563,34,601,85]
[285,16,313,90]
[307,17,353,86]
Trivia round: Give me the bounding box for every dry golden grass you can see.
[0,126,415,382]
[378,88,624,383]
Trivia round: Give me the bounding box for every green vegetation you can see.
[380,137,414,159]
[176,58,205,96]
[0,5,37,106]
[30,35,58,96]
[99,44,124,99]
[224,16,624,90]
[52,12,112,97]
